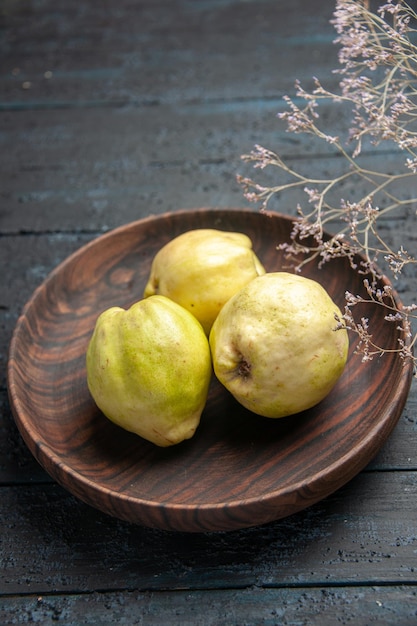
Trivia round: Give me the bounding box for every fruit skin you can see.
[86,295,212,447]
[209,272,349,418]
[143,229,265,334]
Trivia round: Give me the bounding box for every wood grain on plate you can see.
[7,208,413,532]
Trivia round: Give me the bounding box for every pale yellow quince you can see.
[209,272,349,418]
[143,229,265,334]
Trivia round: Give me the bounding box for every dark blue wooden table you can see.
[1,1,416,623]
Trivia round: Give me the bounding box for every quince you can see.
[143,229,265,334]
[86,295,212,446]
[209,272,349,418]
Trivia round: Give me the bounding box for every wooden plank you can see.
[1,586,417,626]
[367,394,417,471]
[0,391,51,484]
[0,100,414,234]
[1,147,414,235]
[0,0,338,107]
[1,471,417,595]
[0,98,317,234]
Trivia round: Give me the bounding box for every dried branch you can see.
[238,0,417,371]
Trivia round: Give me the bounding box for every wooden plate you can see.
[7,208,413,532]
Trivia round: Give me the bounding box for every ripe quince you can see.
[209,272,349,418]
[143,229,265,334]
[86,295,212,446]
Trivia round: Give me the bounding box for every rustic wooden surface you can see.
[1,0,417,623]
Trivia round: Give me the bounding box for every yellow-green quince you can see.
[86,295,212,446]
